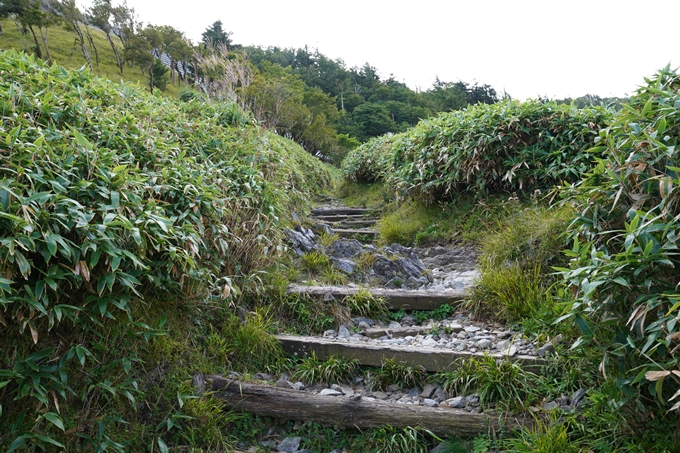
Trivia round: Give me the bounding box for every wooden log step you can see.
[334,228,379,238]
[276,335,546,373]
[208,377,530,437]
[313,214,373,222]
[333,219,377,228]
[311,207,375,216]
[287,284,467,311]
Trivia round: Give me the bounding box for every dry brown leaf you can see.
[29,322,38,344]
[646,370,671,381]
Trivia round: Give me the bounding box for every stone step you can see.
[208,377,532,438]
[276,335,545,373]
[311,207,375,216]
[287,285,467,311]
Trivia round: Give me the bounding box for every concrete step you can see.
[331,219,378,228]
[276,335,545,373]
[287,284,467,311]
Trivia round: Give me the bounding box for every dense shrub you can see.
[559,66,680,414]
[341,133,405,183]
[342,100,613,201]
[0,50,330,450]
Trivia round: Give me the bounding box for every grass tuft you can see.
[292,352,358,385]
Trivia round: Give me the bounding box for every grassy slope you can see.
[0,18,182,96]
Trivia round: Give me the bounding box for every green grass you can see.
[367,358,427,391]
[291,353,358,385]
[344,288,388,318]
[0,18,182,96]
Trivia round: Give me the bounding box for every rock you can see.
[353,317,375,326]
[253,372,273,381]
[561,405,574,412]
[325,239,365,259]
[337,384,354,396]
[388,321,402,329]
[275,380,295,389]
[276,436,302,452]
[284,228,317,255]
[330,258,355,274]
[385,243,413,256]
[501,346,518,357]
[430,441,452,453]
[408,386,423,397]
[322,329,337,338]
[323,293,336,302]
[292,382,305,391]
[422,338,438,347]
[496,340,511,351]
[420,384,437,398]
[386,384,401,393]
[358,321,371,330]
[401,314,418,327]
[466,395,480,406]
[260,440,278,448]
[368,391,388,400]
[372,255,401,282]
[318,223,334,236]
[396,256,426,279]
[570,388,587,407]
[423,398,439,407]
[432,387,448,403]
[476,339,492,349]
[542,401,560,411]
[320,389,343,396]
[338,325,350,339]
[446,396,466,408]
[536,342,555,357]
[465,326,481,333]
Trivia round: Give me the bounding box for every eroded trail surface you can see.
[210,202,575,451]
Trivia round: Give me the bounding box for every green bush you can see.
[559,66,680,414]
[0,50,330,450]
[342,100,612,201]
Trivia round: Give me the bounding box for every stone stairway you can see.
[213,203,543,441]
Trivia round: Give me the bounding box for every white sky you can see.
[96,0,679,100]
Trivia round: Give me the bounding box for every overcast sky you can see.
[99,0,679,100]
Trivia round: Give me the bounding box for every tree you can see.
[87,0,124,73]
[201,20,232,49]
[1,0,57,61]
[351,103,395,140]
[54,0,92,69]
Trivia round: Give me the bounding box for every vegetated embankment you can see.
[0,50,331,451]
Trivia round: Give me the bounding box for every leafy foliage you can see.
[0,50,330,450]
[559,66,680,413]
[343,100,612,200]
[367,358,427,391]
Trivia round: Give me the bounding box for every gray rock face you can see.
[446,396,466,408]
[353,317,375,326]
[396,256,426,280]
[570,388,586,407]
[285,228,317,255]
[326,239,364,259]
[275,380,295,389]
[276,436,302,452]
[542,401,560,411]
[322,329,337,338]
[372,255,401,282]
[423,398,439,407]
[338,325,350,339]
[420,384,437,398]
[330,258,355,274]
[432,387,448,403]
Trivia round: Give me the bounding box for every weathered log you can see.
[311,207,375,216]
[276,335,546,373]
[287,284,467,310]
[208,378,528,437]
[333,228,379,237]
